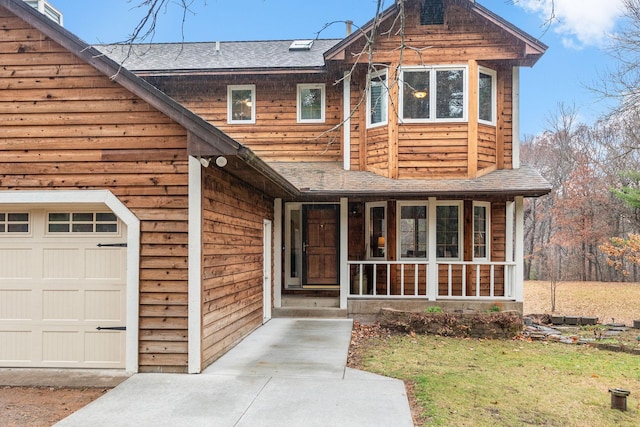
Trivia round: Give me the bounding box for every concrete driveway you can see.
[55,318,414,427]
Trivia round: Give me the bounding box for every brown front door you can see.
[302,205,339,286]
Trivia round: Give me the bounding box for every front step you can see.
[272,306,348,319]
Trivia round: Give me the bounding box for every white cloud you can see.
[517,0,625,48]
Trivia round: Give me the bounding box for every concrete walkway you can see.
[55,318,414,427]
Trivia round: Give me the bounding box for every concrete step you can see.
[281,296,339,308]
[272,307,348,319]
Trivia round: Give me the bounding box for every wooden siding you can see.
[478,124,497,170]
[149,75,343,163]
[365,126,390,175]
[200,169,273,368]
[397,124,469,179]
[0,10,192,373]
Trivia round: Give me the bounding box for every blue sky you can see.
[45,0,625,137]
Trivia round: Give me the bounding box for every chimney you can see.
[345,20,353,36]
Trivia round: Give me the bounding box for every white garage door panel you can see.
[0,208,127,369]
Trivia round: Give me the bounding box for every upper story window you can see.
[367,70,388,128]
[297,84,325,123]
[420,0,445,25]
[227,85,255,124]
[0,213,29,234]
[400,66,467,123]
[479,67,497,125]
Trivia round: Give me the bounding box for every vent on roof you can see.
[420,0,444,26]
[289,40,314,51]
[24,0,63,25]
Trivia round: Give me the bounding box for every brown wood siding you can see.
[345,3,528,66]
[150,75,343,162]
[200,169,273,368]
[0,11,191,372]
[366,126,390,175]
[478,124,497,170]
[397,124,468,178]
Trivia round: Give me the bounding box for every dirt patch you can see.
[0,386,108,427]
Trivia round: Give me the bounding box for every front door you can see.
[302,205,339,287]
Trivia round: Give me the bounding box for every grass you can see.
[359,335,640,426]
[352,281,640,426]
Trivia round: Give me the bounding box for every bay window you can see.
[367,70,388,127]
[479,67,497,125]
[400,66,467,122]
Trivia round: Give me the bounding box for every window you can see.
[47,212,118,234]
[398,202,428,260]
[297,84,325,123]
[227,85,255,124]
[479,67,497,125]
[436,203,462,259]
[366,202,386,259]
[473,202,491,260]
[400,66,467,122]
[420,0,445,25]
[0,212,29,233]
[367,71,388,128]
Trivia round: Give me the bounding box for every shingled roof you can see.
[97,39,342,75]
[268,162,552,199]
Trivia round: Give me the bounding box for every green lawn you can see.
[359,335,640,426]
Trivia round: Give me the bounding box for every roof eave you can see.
[133,66,328,77]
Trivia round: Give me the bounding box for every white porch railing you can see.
[347,260,516,300]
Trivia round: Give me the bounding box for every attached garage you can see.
[0,205,127,368]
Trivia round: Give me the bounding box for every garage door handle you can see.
[97,243,127,247]
[96,326,126,331]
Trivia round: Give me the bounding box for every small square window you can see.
[297,84,325,123]
[227,85,256,124]
[47,212,118,234]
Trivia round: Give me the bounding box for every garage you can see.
[0,206,127,368]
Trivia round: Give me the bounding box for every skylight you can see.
[289,40,314,51]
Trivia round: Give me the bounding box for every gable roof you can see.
[0,0,298,198]
[97,39,342,76]
[324,0,547,66]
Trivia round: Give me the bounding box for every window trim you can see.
[397,201,429,261]
[227,84,256,124]
[478,67,497,126]
[46,211,120,235]
[399,65,468,124]
[0,212,30,235]
[435,201,463,261]
[366,70,389,128]
[473,202,491,261]
[365,202,387,260]
[297,83,326,123]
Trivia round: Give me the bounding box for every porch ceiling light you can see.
[413,90,427,99]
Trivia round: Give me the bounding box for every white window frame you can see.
[435,201,463,261]
[227,84,256,124]
[478,67,497,126]
[0,211,30,235]
[365,202,387,259]
[284,203,303,288]
[297,83,326,123]
[397,201,429,261]
[367,70,389,128]
[473,202,491,261]
[399,65,468,124]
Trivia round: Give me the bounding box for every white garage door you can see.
[0,207,127,368]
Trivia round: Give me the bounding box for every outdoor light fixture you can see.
[215,156,228,167]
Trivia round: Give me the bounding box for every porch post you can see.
[514,197,525,302]
[427,197,438,300]
[343,71,351,171]
[340,197,349,309]
[274,198,282,308]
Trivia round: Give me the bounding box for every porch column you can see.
[274,198,283,308]
[340,197,349,309]
[188,156,202,373]
[343,71,351,170]
[427,197,438,300]
[514,197,525,302]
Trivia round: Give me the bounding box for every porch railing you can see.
[347,260,516,300]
